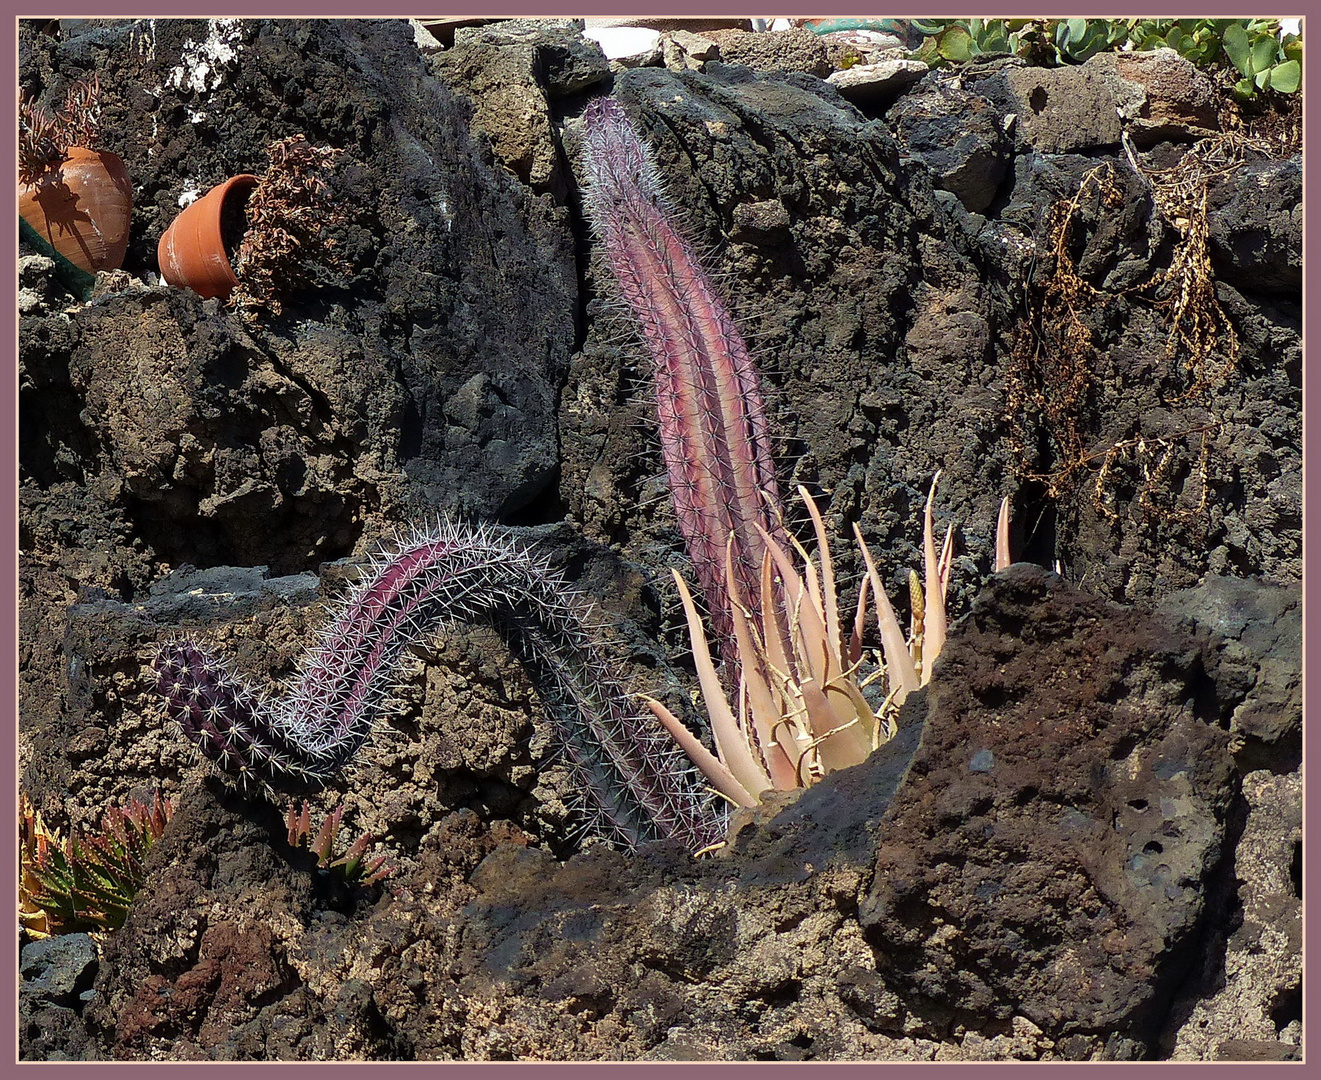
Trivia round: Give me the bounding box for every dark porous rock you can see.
[21,933,100,1007]
[136,564,322,623]
[1161,769,1301,1058]
[1155,575,1300,771]
[24,563,325,830]
[20,1001,94,1060]
[436,17,610,197]
[1204,156,1302,296]
[431,34,562,193]
[1107,49,1222,143]
[980,50,1226,153]
[705,27,832,78]
[979,59,1142,153]
[1213,1039,1301,1062]
[455,18,609,98]
[20,933,100,1060]
[889,77,1010,213]
[859,565,1236,1051]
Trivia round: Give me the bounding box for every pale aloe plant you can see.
[647,476,996,810]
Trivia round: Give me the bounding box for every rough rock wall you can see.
[18,17,1300,1062]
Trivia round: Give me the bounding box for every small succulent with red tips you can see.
[20,790,175,937]
[285,800,392,887]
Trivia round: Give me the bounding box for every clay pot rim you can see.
[157,173,260,300]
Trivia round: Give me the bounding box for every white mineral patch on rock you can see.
[167,18,244,95]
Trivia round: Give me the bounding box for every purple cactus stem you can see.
[154,520,723,853]
[581,97,787,669]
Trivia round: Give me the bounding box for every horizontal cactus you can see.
[581,98,788,674]
[154,521,723,853]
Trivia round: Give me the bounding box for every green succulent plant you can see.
[1052,17,1130,63]
[285,800,392,887]
[1127,19,1228,66]
[1221,21,1301,97]
[907,17,1302,100]
[909,18,1038,64]
[20,791,174,937]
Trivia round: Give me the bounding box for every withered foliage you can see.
[231,135,353,315]
[1003,125,1289,528]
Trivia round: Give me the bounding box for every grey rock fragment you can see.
[1204,156,1301,295]
[890,77,1010,212]
[826,58,927,103]
[21,934,99,1006]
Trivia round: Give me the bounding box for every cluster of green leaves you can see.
[909,19,1042,65]
[1223,21,1301,97]
[285,800,392,887]
[909,18,1301,99]
[20,791,174,937]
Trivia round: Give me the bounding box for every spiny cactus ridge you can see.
[154,520,723,853]
[582,98,787,670]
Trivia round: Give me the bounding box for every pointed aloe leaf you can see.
[723,542,798,789]
[849,574,870,667]
[922,474,947,675]
[797,678,869,775]
[939,524,955,598]
[646,697,758,808]
[757,550,794,689]
[754,523,837,688]
[995,496,1012,572]
[853,522,920,704]
[799,486,843,658]
[670,570,772,800]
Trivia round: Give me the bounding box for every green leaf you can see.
[910,37,943,67]
[1251,34,1280,74]
[1268,59,1301,93]
[1165,28,1192,55]
[980,24,1009,55]
[937,24,974,62]
[911,19,949,36]
[1232,75,1258,100]
[1222,23,1252,74]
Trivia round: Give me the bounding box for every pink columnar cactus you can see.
[154,521,722,852]
[581,98,788,671]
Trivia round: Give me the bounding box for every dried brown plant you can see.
[230,135,352,315]
[18,74,101,186]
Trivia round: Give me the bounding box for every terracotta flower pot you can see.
[156,174,259,300]
[18,146,133,274]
